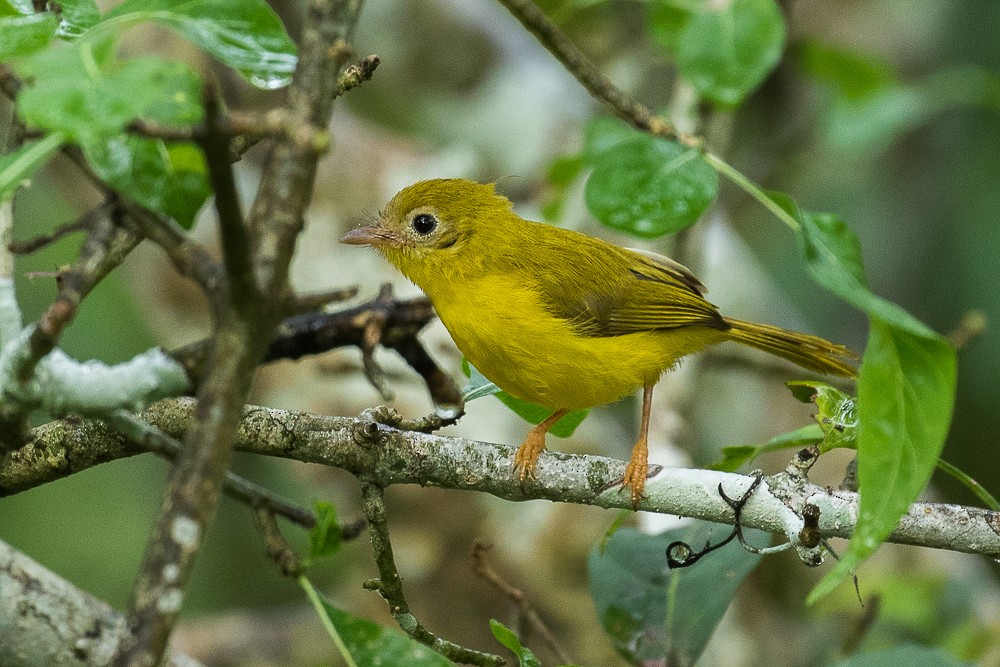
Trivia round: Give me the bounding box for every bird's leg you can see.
[513,408,568,483]
[621,383,654,508]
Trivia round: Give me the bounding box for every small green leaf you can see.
[0,132,64,203]
[490,620,542,667]
[590,526,767,667]
[55,0,101,38]
[460,359,589,437]
[707,423,823,472]
[83,136,210,228]
[676,0,785,106]
[101,0,297,89]
[460,357,501,402]
[582,116,640,162]
[308,501,342,560]
[313,594,452,667]
[0,13,58,60]
[830,645,972,667]
[786,381,858,452]
[768,192,957,604]
[585,137,718,238]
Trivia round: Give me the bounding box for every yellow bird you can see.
[341,179,856,504]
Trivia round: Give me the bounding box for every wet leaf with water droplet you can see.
[585,137,718,238]
[101,0,298,89]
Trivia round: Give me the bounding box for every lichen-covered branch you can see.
[5,399,997,560]
[0,539,202,667]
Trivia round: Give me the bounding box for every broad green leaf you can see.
[707,423,823,472]
[315,597,452,667]
[490,620,542,667]
[647,1,691,52]
[831,645,971,667]
[16,47,203,144]
[0,133,64,203]
[582,116,640,162]
[55,0,101,38]
[590,526,767,667]
[585,136,718,238]
[101,0,298,89]
[308,501,342,560]
[0,0,33,16]
[461,359,589,437]
[83,136,210,228]
[786,381,858,452]
[768,193,957,603]
[0,13,58,60]
[676,0,785,106]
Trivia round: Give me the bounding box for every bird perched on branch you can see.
[342,179,856,505]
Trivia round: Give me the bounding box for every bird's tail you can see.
[723,318,857,378]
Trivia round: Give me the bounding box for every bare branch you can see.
[494,0,699,148]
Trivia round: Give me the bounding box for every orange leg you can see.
[621,383,654,508]
[513,408,568,483]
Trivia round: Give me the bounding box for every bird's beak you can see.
[340,225,390,247]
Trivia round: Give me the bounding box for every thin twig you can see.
[471,542,573,666]
[255,506,304,576]
[199,82,258,312]
[359,481,506,667]
[333,54,381,99]
[494,0,699,148]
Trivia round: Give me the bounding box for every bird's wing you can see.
[537,246,728,338]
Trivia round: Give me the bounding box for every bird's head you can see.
[340,178,513,287]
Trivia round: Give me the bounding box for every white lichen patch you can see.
[157,588,184,614]
[170,516,200,549]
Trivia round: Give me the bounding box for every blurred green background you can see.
[2,0,998,665]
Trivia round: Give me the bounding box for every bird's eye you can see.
[412,213,437,236]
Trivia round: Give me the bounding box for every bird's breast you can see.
[426,275,700,410]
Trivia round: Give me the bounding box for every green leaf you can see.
[101,0,298,89]
[589,526,767,667]
[0,0,33,17]
[786,381,858,452]
[769,193,957,604]
[647,1,692,53]
[55,0,101,38]
[582,116,640,162]
[16,46,204,144]
[83,136,210,228]
[308,501,342,560]
[707,423,823,472]
[460,359,589,438]
[585,137,718,238]
[490,620,542,667]
[676,0,785,106]
[0,133,64,203]
[0,13,58,60]
[313,595,452,667]
[830,645,972,667]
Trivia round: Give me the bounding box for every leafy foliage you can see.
[308,501,342,560]
[589,526,767,666]
[649,0,786,106]
[769,194,958,603]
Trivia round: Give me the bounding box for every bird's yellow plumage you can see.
[342,178,856,504]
